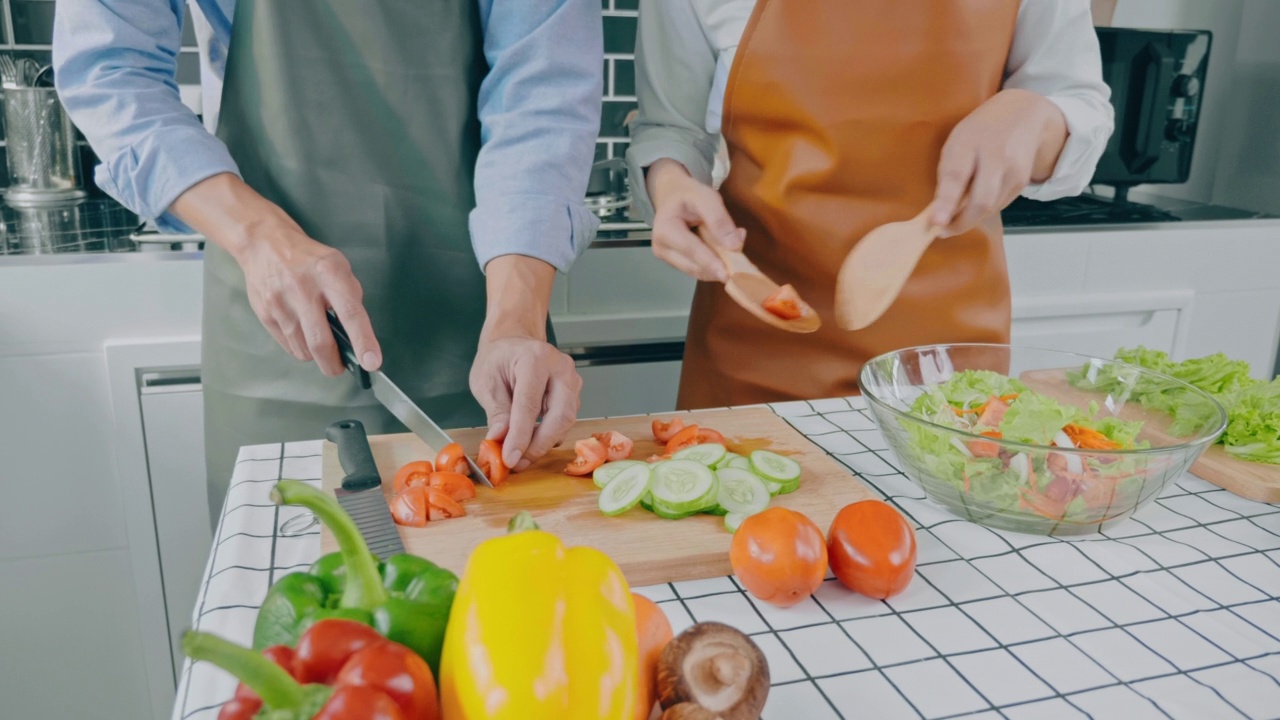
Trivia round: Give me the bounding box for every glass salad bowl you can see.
[859,344,1228,535]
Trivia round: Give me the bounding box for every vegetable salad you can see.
[903,370,1154,525]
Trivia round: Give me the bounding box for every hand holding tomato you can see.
[730,507,828,608]
[827,500,917,599]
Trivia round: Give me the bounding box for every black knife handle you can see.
[326,309,371,390]
[326,419,382,491]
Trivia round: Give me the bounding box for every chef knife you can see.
[327,418,405,559]
[326,310,492,486]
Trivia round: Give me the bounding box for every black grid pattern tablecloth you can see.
[172,397,1280,720]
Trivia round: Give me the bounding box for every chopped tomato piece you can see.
[652,417,685,443]
[565,437,608,476]
[392,460,434,495]
[428,471,476,502]
[426,489,466,521]
[477,439,509,486]
[977,397,1010,428]
[434,442,470,476]
[762,284,809,320]
[664,424,703,455]
[696,427,726,446]
[592,431,635,462]
[389,486,429,528]
[966,440,1002,459]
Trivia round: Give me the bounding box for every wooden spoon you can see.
[696,226,821,334]
[834,208,941,331]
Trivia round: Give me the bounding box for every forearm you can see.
[1028,92,1069,183]
[645,158,695,211]
[481,255,556,342]
[168,173,297,262]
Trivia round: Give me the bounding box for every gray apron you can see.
[202,0,490,518]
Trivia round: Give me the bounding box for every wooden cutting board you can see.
[320,407,875,586]
[1020,369,1280,504]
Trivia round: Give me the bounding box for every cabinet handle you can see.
[563,341,685,367]
[140,368,202,393]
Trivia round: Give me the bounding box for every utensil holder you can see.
[1,87,84,202]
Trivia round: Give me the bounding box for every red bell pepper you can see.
[184,618,440,720]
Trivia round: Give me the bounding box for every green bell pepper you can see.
[252,479,458,674]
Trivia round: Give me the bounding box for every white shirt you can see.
[626,0,1116,221]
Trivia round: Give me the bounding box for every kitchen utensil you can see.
[320,407,874,586]
[696,226,821,334]
[0,54,19,89]
[18,58,40,87]
[1019,368,1280,504]
[859,343,1228,535]
[1,85,84,202]
[327,418,406,558]
[327,310,491,486]
[834,208,940,331]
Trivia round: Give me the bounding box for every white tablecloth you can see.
[172,397,1280,720]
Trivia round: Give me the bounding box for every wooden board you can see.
[321,407,875,586]
[1020,369,1280,504]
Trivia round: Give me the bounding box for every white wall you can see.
[1209,0,1280,215]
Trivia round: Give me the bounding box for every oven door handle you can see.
[1123,42,1177,176]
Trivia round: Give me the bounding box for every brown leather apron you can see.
[678,0,1019,409]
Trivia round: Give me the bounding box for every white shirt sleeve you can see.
[1005,0,1116,200]
[625,0,722,224]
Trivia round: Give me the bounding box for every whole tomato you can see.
[827,500,917,599]
[730,507,828,608]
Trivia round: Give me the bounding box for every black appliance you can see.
[1002,26,1219,228]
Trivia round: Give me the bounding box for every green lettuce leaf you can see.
[1222,379,1280,464]
[928,370,1026,409]
[999,392,1081,445]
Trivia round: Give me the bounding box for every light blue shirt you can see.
[52,0,603,272]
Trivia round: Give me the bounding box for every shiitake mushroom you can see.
[656,622,769,720]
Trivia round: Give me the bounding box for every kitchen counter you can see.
[171,397,1280,720]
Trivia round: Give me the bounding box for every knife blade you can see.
[326,418,405,559]
[327,310,492,487]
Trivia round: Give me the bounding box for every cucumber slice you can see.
[712,451,742,470]
[725,512,747,533]
[593,460,645,489]
[650,460,718,513]
[672,443,727,468]
[597,464,652,516]
[701,505,729,516]
[750,450,802,484]
[726,456,753,471]
[648,497,700,520]
[715,468,771,515]
[760,477,799,497]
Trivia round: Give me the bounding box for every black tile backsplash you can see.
[603,14,637,55]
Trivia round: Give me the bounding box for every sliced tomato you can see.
[389,486,428,528]
[477,439,509,486]
[966,440,1002,459]
[592,431,635,462]
[428,471,476,502]
[392,460,434,495]
[976,397,1010,428]
[664,424,703,455]
[565,437,608,476]
[762,284,807,320]
[434,442,470,476]
[696,427,726,446]
[652,417,685,443]
[426,489,466,521]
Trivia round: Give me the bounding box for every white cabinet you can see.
[138,367,211,670]
[1010,290,1194,360]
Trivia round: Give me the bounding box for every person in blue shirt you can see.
[53,0,603,517]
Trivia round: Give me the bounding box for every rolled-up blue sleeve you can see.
[472,0,603,273]
[53,0,239,233]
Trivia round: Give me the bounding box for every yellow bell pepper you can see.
[439,512,639,719]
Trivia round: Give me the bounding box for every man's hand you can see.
[469,256,582,472]
[647,158,745,282]
[172,173,382,376]
[927,89,1069,237]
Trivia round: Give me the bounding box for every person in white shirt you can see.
[627,0,1115,408]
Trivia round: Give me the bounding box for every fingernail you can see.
[361,351,378,369]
